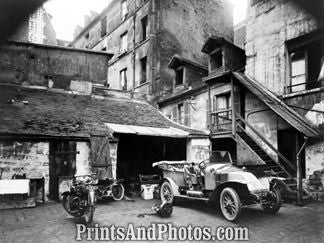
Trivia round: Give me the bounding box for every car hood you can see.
[206,163,269,192]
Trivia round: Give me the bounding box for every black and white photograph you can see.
[0,0,323,242]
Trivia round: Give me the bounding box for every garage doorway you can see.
[116,135,186,184]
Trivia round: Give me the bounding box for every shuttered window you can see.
[171,102,190,126]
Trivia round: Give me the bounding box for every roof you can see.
[233,73,319,138]
[105,124,189,138]
[202,37,245,54]
[168,55,208,71]
[0,85,208,138]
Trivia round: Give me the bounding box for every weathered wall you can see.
[245,90,291,160]
[0,139,119,201]
[159,0,233,96]
[284,91,324,133]
[0,41,110,89]
[245,0,321,95]
[187,138,211,163]
[159,87,209,131]
[0,141,50,199]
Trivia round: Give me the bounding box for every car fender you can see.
[162,177,181,197]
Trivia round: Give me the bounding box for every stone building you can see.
[9,6,57,45]
[69,0,233,102]
[0,41,209,201]
[244,0,324,199]
[159,0,324,201]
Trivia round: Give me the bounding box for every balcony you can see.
[210,109,233,134]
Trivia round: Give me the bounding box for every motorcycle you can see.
[96,179,125,201]
[62,174,98,224]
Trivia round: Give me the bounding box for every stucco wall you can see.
[245,0,321,95]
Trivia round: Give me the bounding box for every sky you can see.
[44,0,248,41]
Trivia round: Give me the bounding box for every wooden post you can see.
[296,135,307,206]
[208,83,211,130]
[231,76,236,136]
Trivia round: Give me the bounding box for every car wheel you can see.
[220,187,242,222]
[262,188,282,214]
[160,181,174,204]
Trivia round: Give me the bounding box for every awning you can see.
[105,123,190,138]
[233,72,319,138]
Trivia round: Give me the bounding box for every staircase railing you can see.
[235,113,296,175]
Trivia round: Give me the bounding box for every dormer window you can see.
[210,51,223,71]
[175,68,184,86]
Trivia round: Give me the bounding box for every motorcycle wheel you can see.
[84,205,95,224]
[112,183,125,201]
[62,194,83,217]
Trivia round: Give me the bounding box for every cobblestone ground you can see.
[0,198,323,243]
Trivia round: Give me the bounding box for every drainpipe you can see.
[296,136,307,206]
[131,2,137,98]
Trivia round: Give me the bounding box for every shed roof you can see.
[0,85,208,139]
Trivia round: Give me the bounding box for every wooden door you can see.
[49,141,77,201]
[90,135,112,180]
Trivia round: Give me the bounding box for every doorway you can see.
[278,129,305,177]
[49,141,76,201]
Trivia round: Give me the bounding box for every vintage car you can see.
[153,151,282,222]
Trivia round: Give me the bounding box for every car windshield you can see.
[209,151,232,164]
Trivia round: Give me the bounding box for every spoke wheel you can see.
[262,188,282,214]
[160,181,174,204]
[220,187,242,222]
[112,184,125,201]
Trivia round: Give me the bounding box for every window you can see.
[210,51,223,71]
[140,57,147,84]
[178,103,184,125]
[120,69,127,91]
[85,32,89,39]
[286,30,324,93]
[101,16,107,38]
[290,51,306,92]
[141,15,148,42]
[172,102,190,126]
[175,68,184,86]
[120,32,128,52]
[212,93,232,131]
[214,93,231,112]
[121,0,128,21]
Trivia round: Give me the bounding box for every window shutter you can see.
[212,95,217,112]
[172,106,177,122]
[184,101,190,126]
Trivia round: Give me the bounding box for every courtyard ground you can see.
[0,198,323,242]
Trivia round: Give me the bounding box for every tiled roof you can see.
[0,85,208,138]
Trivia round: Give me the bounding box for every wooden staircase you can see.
[234,113,311,201]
